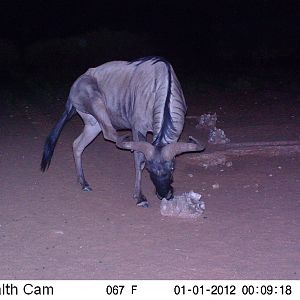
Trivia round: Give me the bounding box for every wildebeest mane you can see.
[128,56,177,146]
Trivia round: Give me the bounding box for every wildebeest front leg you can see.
[131,131,149,207]
[133,151,148,207]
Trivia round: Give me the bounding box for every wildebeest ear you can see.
[161,136,206,161]
[116,134,155,160]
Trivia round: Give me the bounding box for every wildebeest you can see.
[41,56,205,207]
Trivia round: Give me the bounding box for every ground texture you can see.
[0,88,299,279]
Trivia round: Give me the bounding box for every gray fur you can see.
[41,57,204,207]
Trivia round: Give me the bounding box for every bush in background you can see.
[24,28,158,78]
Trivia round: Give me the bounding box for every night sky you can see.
[1,0,300,73]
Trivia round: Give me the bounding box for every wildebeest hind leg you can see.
[73,112,101,191]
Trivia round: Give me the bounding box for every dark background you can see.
[1,0,300,108]
[1,1,300,281]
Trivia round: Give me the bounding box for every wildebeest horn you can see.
[161,136,205,161]
[116,134,155,160]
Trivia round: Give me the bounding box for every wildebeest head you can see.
[116,135,205,200]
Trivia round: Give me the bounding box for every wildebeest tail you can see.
[40,99,76,172]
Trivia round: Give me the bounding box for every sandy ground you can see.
[0,88,299,279]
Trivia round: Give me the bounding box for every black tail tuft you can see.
[40,134,58,172]
[40,102,76,172]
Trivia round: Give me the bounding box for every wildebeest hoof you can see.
[135,194,149,208]
[82,185,92,191]
[136,200,149,208]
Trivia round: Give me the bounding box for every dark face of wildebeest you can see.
[146,152,175,200]
[116,135,205,200]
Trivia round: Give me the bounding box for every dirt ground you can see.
[0,88,299,279]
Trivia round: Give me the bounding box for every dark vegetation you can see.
[1,22,300,115]
[0,29,157,112]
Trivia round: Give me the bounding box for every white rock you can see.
[212,183,220,189]
[226,161,233,167]
[160,191,205,219]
